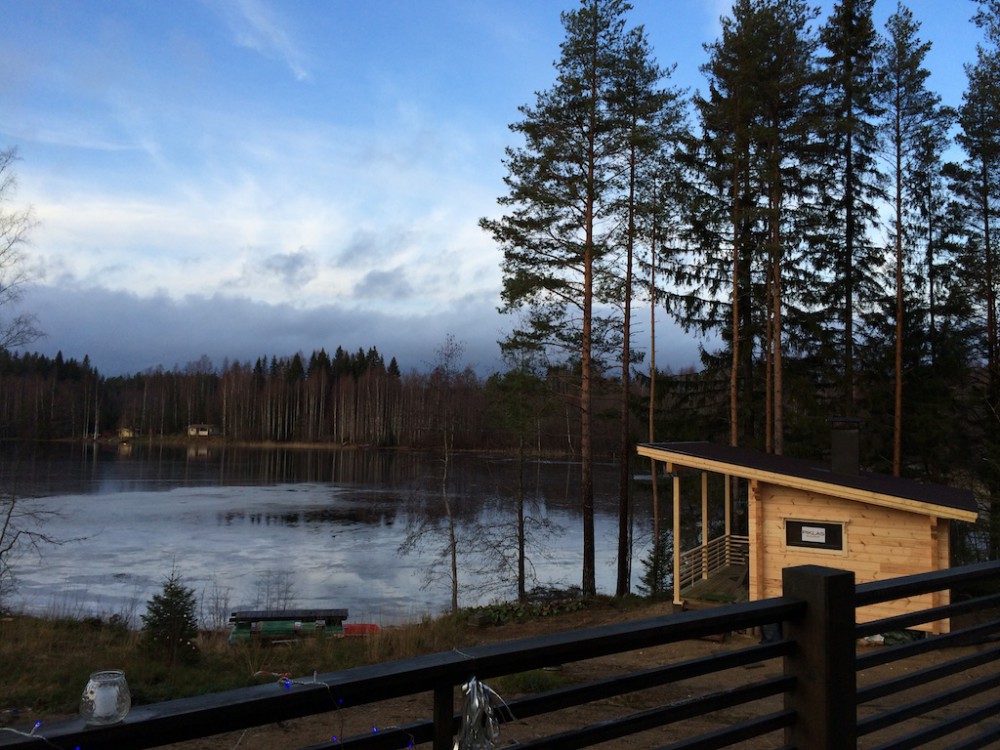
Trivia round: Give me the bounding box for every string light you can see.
[252,670,291,682]
[0,720,41,739]
[0,722,64,749]
[251,669,429,747]
[2,671,500,750]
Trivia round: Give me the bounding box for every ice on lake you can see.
[10,479,634,626]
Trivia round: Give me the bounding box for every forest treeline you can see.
[0,346,623,455]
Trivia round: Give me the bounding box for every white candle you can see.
[92,683,118,720]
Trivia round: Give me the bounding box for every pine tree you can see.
[141,570,200,666]
[482,0,634,596]
[607,23,686,596]
[637,112,692,595]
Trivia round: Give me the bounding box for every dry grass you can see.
[0,612,480,721]
[1,595,628,730]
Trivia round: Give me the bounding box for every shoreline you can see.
[38,436,587,460]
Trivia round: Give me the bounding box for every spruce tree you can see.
[948,1,1000,558]
[876,2,949,475]
[141,570,200,666]
[755,0,821,455]
[952,52,1000,392]
[685,0,819,452]
[690,0,765,448]
[813,0,885,415]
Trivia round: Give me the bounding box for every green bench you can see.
[227,608,349,643]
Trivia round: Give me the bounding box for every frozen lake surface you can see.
[4,445,653,625]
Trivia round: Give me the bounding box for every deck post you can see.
[672,471,682,607]
[432,684,454,750]
[724,474,732,565]
[701,472,710,580]
[782,565,856,750]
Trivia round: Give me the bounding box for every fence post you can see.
[433,683,454,750]
[782,565,856,750]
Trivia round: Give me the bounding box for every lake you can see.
[1,442,662,625]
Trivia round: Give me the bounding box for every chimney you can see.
[830,418,860,476]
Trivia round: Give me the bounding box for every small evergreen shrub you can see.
[637,530,673,598]
[141,571,200,665]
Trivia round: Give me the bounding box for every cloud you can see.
[4,123,143,153]
[212,0,310,81]
[16,284,508,376]
[15,282,709,381]
[353,268,413,301]
[258,248,316,289]
[335,228,418,268]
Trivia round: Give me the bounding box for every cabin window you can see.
[784,519,845,553]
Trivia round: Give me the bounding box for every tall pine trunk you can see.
[770,172,784,456]
[649,231,661,595]
[730,103,743,449]
[894,109,904,477]
[616,139,638,597]
[582,238,596,596]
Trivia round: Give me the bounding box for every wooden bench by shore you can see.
[227,608,355,642]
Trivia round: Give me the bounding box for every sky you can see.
[0,0,987,377]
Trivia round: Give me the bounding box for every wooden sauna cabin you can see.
[635,439,978,633]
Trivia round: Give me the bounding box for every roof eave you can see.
[636,444,978,524]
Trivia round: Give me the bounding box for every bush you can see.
[141,571,200,665]
[637,530,673,598]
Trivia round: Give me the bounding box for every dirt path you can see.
[146,602,1000,749]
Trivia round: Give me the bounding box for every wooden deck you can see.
[681,563,749,604]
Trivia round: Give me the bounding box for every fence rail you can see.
[853,560,1000,749]
[2,560,998,750]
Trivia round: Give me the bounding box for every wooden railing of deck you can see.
[678,533,749,590]
[1,559,998,750]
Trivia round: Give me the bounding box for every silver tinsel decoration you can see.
[454,677,507,750]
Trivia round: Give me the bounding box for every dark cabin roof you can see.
[636,441,977,522]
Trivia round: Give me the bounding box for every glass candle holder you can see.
[80,670,131,725]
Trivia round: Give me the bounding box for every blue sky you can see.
[1,0,985,375]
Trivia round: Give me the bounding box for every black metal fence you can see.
[1,560,998,750]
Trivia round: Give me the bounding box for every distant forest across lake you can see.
[0,342,990,470]
[0,345,627,454]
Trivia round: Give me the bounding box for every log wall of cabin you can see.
[748,482,949,634]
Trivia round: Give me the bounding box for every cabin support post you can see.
[672,470,682,608]
[432,684,454,750]
[782,565,856,750]
[724,474,732,565]
[749,480,763,601]
[701,472,710,580]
